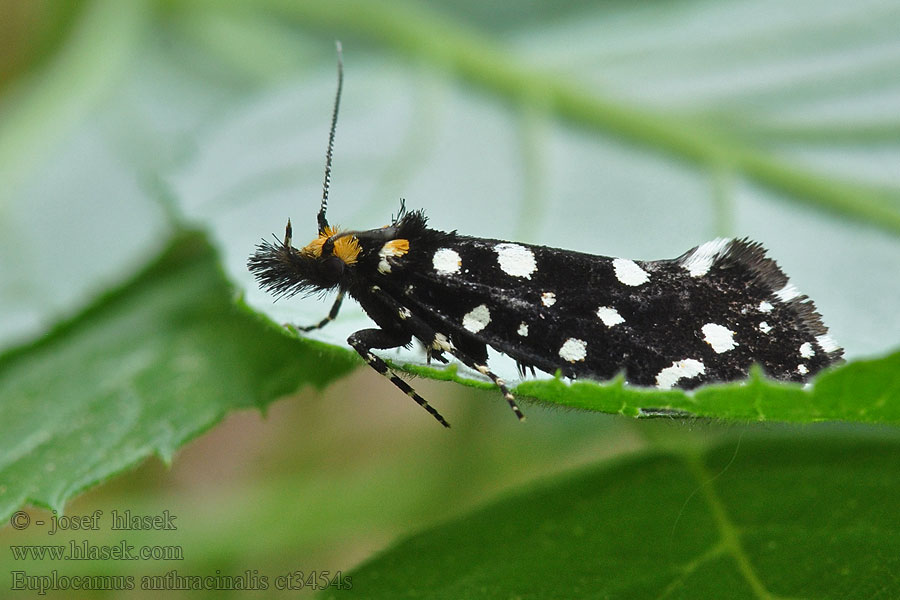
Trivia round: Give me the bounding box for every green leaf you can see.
[402,353,900,425]
[321,434,900,599]
[2,0,900,527]
[0,0,151,198]
[0,232,355,518]
[171,0,899,422]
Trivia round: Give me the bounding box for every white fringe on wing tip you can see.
[679,238,732,277]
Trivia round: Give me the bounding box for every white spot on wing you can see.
[702,323,738,353]
[541,292,556,307]
[816,334,840,353]
[517,322,529,337]
[656,358,705,389]
[612,258,649,286]
[758,321,772,334]
[596,306,624,327]
[680,238,731,277]
[398,307,411,320]
[494,243,537,279]
[799,342,815,358]
[559,338,587,362]
[797,364,809,375]
[759,301,774,313]
[433,248,461,275]
[774,283,800,302]
[462,304,491,333]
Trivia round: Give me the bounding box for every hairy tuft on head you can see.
[248,237,346,298]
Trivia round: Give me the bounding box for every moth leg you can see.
[362,285,521,421]
[451,351,526,422]
[363,285,523,420]
[427,349,449,365]
[297,290,345,332]
[515,361,536,378]
[365,285,449,365]
[347,328,450,428]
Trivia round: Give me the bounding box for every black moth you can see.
[248,46,843,428]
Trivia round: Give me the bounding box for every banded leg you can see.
[348,328,450,428]
[365,285,449,364]
[364,285,524,421]
[298,290,345,332]
[452,352,526,421]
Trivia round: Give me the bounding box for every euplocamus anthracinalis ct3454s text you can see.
[248,44,843,428]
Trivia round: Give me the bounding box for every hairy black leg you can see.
[366,285,524,421]
[366,285,438,348]
[348,328,450,428]
[298,290,345,332]
[364,285,449,364]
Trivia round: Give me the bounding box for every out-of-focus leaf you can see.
[320,435,900,599]
[0,232,355,520]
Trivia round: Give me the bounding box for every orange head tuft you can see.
[301,226,361,265]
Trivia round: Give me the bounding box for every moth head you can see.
[248,219,360,298]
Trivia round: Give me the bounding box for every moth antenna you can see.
[318,40,343,234]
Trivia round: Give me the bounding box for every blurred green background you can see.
[1,0,899,598]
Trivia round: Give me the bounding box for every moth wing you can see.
[391,235,840,388]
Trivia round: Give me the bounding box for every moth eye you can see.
[319,255,345,283]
